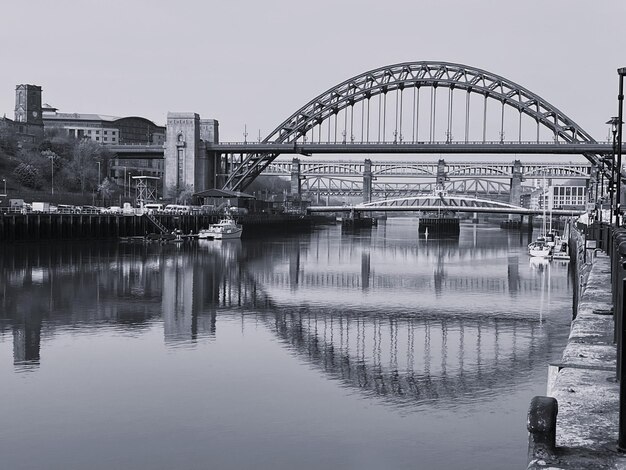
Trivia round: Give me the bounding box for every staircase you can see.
[145,213,169,234]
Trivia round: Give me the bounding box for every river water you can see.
[0,219,574,470]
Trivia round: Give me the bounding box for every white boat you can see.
[528,176,553,259]
[551,238,570,261]
[528,237,552,258]
[199,216,243,240]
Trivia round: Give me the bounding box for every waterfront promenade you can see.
[528,250,626,469]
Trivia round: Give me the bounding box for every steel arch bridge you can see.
[221,61,606,191]
[302,177,511,199]
[263,159,592,180]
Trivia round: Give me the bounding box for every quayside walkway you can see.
[527,231,626,469]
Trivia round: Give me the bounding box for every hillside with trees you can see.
[0,129,122,206]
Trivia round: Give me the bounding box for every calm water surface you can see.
[0,219,574,470]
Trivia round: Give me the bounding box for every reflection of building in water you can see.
[13,311,42,370]
[508,256,520,296]
[162,256,195,342]
[161,242,255,345]
[161,254,217,345]
[361,251,370,291]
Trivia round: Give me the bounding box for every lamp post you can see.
[48,154,55,196]
[616,67,626,453]
[607,117,621,225]
[96,161,101,182]
[128,172,132,199]
[618,68,626,227]
[1,178,5,196]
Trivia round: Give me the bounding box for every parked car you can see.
[164,204,191,215]
[105,206,122,214]
[32,202,51,213]
[143,203,163,214]
[58,204,81,214]
[81,205,100,214]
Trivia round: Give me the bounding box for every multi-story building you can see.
[2,84,165,146]
[520,182,587,211]
[42,105,165,145]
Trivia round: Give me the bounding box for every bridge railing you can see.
[211,140,603,146]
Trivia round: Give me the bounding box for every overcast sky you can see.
[1,0,625,144]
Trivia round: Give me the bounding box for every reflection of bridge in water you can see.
[270,312,545,407]
[0,240,567,408]
[191,242,565,407]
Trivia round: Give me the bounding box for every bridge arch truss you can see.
[224,61,602,190]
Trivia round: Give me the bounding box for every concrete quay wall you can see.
[528,252,626,469]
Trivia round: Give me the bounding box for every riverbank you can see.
[0,212,313,241]
[527,251,626,469]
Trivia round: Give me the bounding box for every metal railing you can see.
[586,222,626,450]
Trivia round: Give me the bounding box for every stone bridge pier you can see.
[164,112,220,197]
[290,158,302,198]
[363,159,373,203]
[436,159,447,190]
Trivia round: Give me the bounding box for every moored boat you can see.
[528,236,552,258]
[200,216,243,240]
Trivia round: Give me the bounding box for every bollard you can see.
[527,396,558,465]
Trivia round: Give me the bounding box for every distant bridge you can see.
[308,194,585,216]
[263,159,591,179]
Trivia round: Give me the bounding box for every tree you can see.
[167,184,194,204]
[97,177,119,205]
[0,133,18,157]
[13,162,43,189]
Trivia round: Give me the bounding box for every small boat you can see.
[161,229,184,243]
[551,238,570,261]
[200,216,243,240]
[528,236,552,258]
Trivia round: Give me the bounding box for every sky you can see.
[1,0,625,144]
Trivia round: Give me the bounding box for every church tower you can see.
[14,84,43,125]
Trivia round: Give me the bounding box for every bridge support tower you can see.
[363,159,373,203]
[290,158,302,198]
[436,159,447,189]
[509,160,523,217]
[164,113,219,198]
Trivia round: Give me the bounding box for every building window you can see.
[87,130,92,134]
[112,138,116,142]
[96,137,100,141]
[104,137,108,142]
[177,148,184,188]
[96,130,100,135]
[104,131,108,135]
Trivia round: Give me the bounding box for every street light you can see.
[1,178,6,196]
[618,67,626,227]
[607,117,621,225]
[616,67,626,454]
[123,166,127,196]
[96,161,101,183]
[47,153,55,196]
